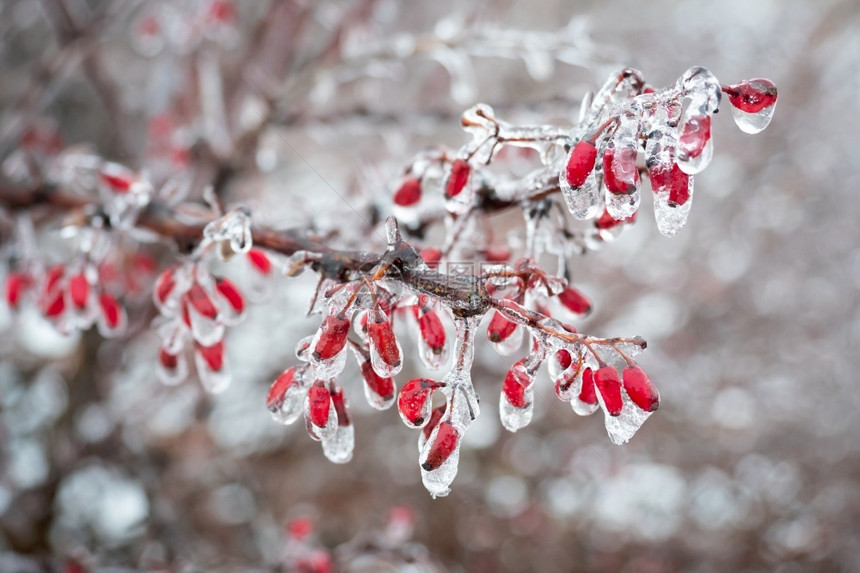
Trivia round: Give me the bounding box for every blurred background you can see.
[1,0,859,570]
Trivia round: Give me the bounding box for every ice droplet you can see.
[653,184,694,237]
[322,423,354,463]
[560,168,601,220]
[195,351,230,394]
[605,186,640,220]
[603,392,653,445]
[731,104,776,135]
[499,389,534,432]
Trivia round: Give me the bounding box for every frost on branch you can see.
[0,61,776,497]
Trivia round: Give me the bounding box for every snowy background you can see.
[1,0,859,570]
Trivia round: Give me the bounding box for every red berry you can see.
[726,79,778,114]
[422,404,447,441]
[393,177,422,206]
[99,293,122,329]
[159,347,179,370]
[422,422,459,471]
[502,360,531,408]
[418,311,445,352]
[556,349,572,370]
[267,367,298,410]
[648,162,691,206]
[445,159,471,198]
[398,378,439,426]
[44,289,66,318]
[100,171,133,193]
[287,517,314,540]
[187,283,218,319]
[487,311,518,343]
[360,361,394,400]
[215,277,245,314]
[307,381,331,428]
[593,366,623,416]
[565,140,599,188]
[329,384,350,426]
[679,115,711,159]
[602,145,639,195]
[558,287,592,316]
[313,313,350,361]
[196,340,225,371]
[155,267,176,304]
[5,272,31,308]
[367,319,400,367]
[69,273,89,309]
[419,248,442,270]
[247,248,272,275]
[622,366,660,412]
[579,368,597,405]
[44,265,64,294]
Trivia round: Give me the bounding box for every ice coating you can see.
[560,167,602,220]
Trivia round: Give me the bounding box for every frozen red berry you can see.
[313,313,350,361]
[487,311,518,343]
[558,287,592,316]
[622,365,660,412]
[445,159,471,198]
[594,366,623,416]
[422,421,459,471]
[565,140,599,188]
[398,378,440,426]
[393,177,422,206]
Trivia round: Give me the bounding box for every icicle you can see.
[321,381,354,463]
